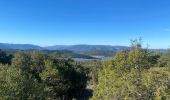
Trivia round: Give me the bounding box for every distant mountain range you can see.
[0,43,167,56]
[45,45,130,53]
[0,43,129,52]
[0,43,43,50]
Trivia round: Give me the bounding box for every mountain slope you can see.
[0,43,166,57]
[0,43,129,52]
[84,50,117,57]
[45,45,130,53]
[0,43,43,50]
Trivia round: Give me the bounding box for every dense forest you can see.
[0,40,170,100]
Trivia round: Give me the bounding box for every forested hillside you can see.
[0,40,170,99]
[1,49,95,59]
[84,50,116,57]
[45,45,129,53]
[0,43,166,57]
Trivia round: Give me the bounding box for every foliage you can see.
[40,58,88,99]
[83,60,103,86]
[12,51,46,81]
[0,49,107,99]
[84,50,116,57]
[0,49,12,64]
[92,40,170,100]
[0,64,45,100]
[1,40,170,99]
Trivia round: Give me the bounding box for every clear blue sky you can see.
[0,0,170,48]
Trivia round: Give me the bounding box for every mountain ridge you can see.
[0,43,43,50]
[0,43,167,54]
[45,44,130,53]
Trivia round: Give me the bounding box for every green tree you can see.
[40,58,88,99]
[0,49,12,64]
[0,64,45,100]
[92,40,170,99]
[86,60,103,86]
[12,51,46,81]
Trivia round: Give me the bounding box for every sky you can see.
[0,0,170,48]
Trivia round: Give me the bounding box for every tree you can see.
[11,51,89,99]
[92,61,116,100]
[85,60,103,86]
[92,40,170,99]
[40,58,88,99]
[12,51,46,81]
[92,59,170,99]
[0,64,45,100]
[0,49,12,64]
[157,49,170,68]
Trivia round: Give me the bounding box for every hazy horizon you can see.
[0,42,168,50]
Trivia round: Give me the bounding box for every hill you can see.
[84,50,116,57]
[45,45,130,53]
[0,43,167,57]
[0,43,130,53]
[0,43,43,50]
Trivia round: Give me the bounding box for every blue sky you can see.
[0,0,170,48]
